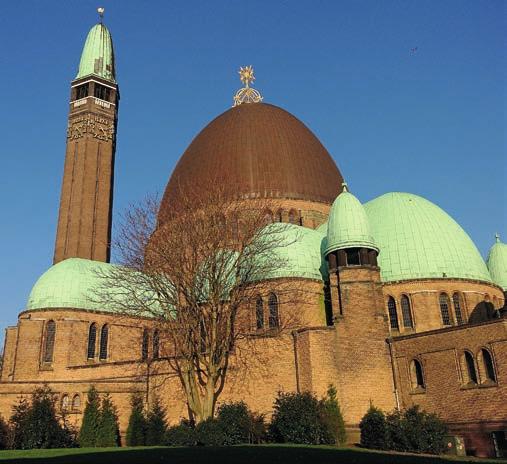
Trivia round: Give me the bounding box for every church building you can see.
[1,17,507,458]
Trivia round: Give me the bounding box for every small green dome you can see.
[364,192,492,283]
[27,258,117,312]
[76,23,116,82]
[487,236,507,291]
[254,223,327,281]
[325,184,378,255]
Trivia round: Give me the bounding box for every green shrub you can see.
[78,387,101,447]
[359,404,388,450]
[269,391,327,445]
[196,418,227,446]
[9,385,74,449]
[126,393,147,446]
[96,394,120,447]
[387,405,447,454]
[216,401,251,445]
[165,422,196,446]
[249,412,267,444]
[145,396,167,446]
[0,416,9,450]
[319,384,347,445]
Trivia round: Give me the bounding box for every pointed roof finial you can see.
[97,7,105,23]
[495,232,501,243]
[341,182,348,193]
[233,66,263,107]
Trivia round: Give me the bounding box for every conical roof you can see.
[76,23,116,82]
[487,235,507,290]
[325,184,378,255]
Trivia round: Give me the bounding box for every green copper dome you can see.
[76,23,116,82]
[254,223,327,281]
[27,258,118,312]
[364,192,492,283]
[487,236,507,290]
[325,185,378,255]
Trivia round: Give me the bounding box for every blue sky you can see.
[0,0,505,335]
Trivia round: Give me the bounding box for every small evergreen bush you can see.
[126,393,147,446]
[145,396,167,445]
[9,385,74,449]
[359,404,388,450]
[319,384,347,445]
[216,401,251,445]
[96,394,120,447]
[78,387,101,447]
[165,422,196,446]
[195,418,227,446]
[269,391,326,445]
[249,412,267,444]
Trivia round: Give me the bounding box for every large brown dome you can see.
[160,103,343,219]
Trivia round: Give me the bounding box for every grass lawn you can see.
[0,445,504,464]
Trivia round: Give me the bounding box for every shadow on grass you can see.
[0,445,496,464]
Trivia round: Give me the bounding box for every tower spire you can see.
[97,7,105,24]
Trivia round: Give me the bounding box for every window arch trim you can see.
[268,293,279,329]
[400,294,414,329]
[410,358,425,390]
[43,320,56,363]
[387,296,399,330]
[87,323,97,359]
[439,293,453,326]
[99,324,109,360]
[478,347,497,383]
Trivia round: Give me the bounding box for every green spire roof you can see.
[487,235,507,290]
[76,23,116,82]
[325,183,378,255]
[364,192,492,283]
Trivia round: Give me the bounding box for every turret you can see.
[324,183,395,429]
[487,234,507,310]
[53,10,119,264]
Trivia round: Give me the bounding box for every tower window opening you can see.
[255,296,264,330]
[87,323,97,359]
[94,83,111,101]
[439,293,453,326]
[410,359,425,390]
[75,83,89,100]
[480,348,496,383]
[99,324,109,360]
[288,209,298,224]
[401,295,414,329]
[141,329,149,361]
[387,296,399,330]
[345,248,360,266]
[153,330,160,360]
[268,293,279,328]
[43,320,56,363]
[452,293,465,325]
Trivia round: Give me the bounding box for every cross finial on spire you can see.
[97,7,105,23]
[495,232,500,243]
[341,182,348,192]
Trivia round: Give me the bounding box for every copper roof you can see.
[160,103,343,220]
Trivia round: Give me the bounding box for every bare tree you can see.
[96,178,303,422]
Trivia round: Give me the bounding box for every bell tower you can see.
[53,11,119,264]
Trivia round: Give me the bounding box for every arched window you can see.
[255,296,264,330]
[288,209,298,224]
[479,348,496,383]
[452,293,464,325]
[410,359,425,390]
[99,324,109,360]
[61,394,69,411]
[401,295,414,329]
[439,293,452,326]
[153,330,160,360]
[276,209,283,223]
[87,323,97,359]
[141,329,149,361]
[72,394,81,411]
[263,210,273,225]
[387,297,399,330]
[463,351,478,384]
[43,320,56,363]
[268,293,279,328]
